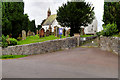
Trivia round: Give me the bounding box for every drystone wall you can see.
[2,36,97,55]
[99,36,120,54]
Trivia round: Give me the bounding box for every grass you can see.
[17,35,66,45]
[80,35,95,37]
[0,55,28,59]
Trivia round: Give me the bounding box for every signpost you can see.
[59,28,63,38]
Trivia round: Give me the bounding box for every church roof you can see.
[42,14,57,26]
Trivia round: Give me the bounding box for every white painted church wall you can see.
[84,18,97,34]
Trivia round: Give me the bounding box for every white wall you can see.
[84,18,97,34]
[42,19,70,32]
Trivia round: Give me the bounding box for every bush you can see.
[96,32,101,36]
[2,35,8,48]
[101,23,118,36]
[2,35,18,48]
[8,38,18,46]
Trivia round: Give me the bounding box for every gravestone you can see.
[39,28,45,38]
[54,26,56,36]
[46,30,50,36]
[19,34,21,37]
[22,30,26,40]
[32,32,35,36]
[63,28,66,36]
[36,30,39,35]
[48,25,52,35]
[27,30,31,36]
[65,29,70,37]
[56,27,59,37]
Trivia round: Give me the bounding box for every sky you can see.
[23,0,104,32]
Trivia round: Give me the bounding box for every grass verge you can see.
[0,55,28,59]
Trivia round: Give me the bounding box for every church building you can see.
[42,8,70,32]
[42,8,97,35]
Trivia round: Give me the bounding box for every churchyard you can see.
[1,1,120,79]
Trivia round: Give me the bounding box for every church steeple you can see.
[47,8,51,18]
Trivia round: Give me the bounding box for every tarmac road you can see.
[2,47,118,78]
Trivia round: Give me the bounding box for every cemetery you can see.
[1,1,120,57]
[1,1,120,79]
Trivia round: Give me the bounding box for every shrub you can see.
[2,35,8,48]
[101,23,118,36]
[96,32,101,36]
[8,38,18,46]
[2,35,18,48]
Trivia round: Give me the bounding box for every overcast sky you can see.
[23,0,104,31]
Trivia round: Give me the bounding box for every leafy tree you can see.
[103,2,120,32]
[2,1,36,38]
[28,20,36,33]
[37,25,42,30]
[0,1,2,37]
[57,2,95,36]
[101,23,118,36]
[2,2,24,38]
[22,14,30,32]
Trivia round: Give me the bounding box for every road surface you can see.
[2,47,118,78]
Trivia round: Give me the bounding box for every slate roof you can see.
[42,14,57,26]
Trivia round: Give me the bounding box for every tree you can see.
[103,2,120,32]
[37,25,42,30]
[57,2,95,36]
[30,20,36,33]
[2,1,36,38]
[41,19,46,26]
[2,2,24,38]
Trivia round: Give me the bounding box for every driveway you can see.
[2,47,118,78]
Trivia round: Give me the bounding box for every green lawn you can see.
[0,55,28,59]
[80,35,95,37]
[17,35,66,45]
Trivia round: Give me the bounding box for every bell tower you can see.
[47,8,51,18]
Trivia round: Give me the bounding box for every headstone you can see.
[46,30,50,36]
[63,28,66,36]
[80,28,85,35]
[22,30,26,40]
[32,32,35,36]
[54,26,56,36]
[48,25,52,35]
[9,34,12,38]
[27,30,31,36]
[19,34,21,37]
[39,28,45,38]
[65,29,70,37]
[56,27,59,37]
[36,30,39,35]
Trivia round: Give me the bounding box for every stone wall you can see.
[2,36,97,55]
[98,36,120,55]
[2,37,77,55]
